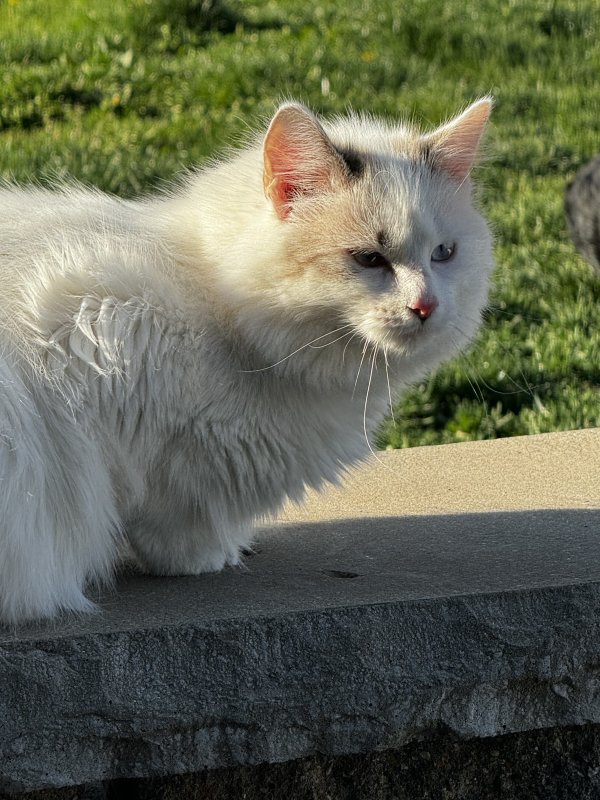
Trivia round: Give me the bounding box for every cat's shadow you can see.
[3,508,598,642]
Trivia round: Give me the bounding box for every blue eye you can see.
[431,243,455,263]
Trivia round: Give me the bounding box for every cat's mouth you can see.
[356,319,429,356]
[383,315,432,341]
[349,309,432,353]
[382,307,451,354]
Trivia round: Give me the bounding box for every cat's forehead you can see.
[324,114,423,161]
[351,149,449,234]
[342,154,458,251]
[324,114,447,208]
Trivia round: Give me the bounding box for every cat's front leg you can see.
[0,365,120,624]
[126,508,252,576]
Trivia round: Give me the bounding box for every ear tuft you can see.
[423,98,492,183]
[263,103,346,220]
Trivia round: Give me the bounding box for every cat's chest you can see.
[191,371,387,490]
[146,379,379,519]
[55,303,389,502]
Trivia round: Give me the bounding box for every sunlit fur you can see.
[0,100,493,623]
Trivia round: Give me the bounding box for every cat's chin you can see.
[381,334,423,359]
[359,321,425,355]
[366,323,461,366]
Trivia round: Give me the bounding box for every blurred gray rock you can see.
[565,154,600,272]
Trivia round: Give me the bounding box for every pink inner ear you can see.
[275,180,296,215]
[263,104,342,220]
[268,143,303,203]
[264,135,306,219]
[266,156,302,219]
[439,145,478,183]
[428,99,491,183]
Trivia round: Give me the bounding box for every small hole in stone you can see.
[322,569,361,579]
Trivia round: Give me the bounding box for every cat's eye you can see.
[431,243,455,263]
[350,250,392,269]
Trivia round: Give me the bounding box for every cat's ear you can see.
[422,98,492,183]
[263,103,347,220]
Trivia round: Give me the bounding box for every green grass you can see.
[1,0,599,447]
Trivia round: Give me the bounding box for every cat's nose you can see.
[407,296,438,321]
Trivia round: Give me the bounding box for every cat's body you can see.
[0,100,493,624]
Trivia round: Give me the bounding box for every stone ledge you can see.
[1,429,599,793]
[5,725,600,800]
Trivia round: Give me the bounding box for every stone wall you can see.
[1,431,599,797]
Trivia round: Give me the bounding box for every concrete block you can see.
[1,429,599,793]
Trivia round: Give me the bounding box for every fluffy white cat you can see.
[0,99,493,624]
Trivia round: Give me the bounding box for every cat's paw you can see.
[140,549,231,576]
[0,583,96,627]
[130,537,246,577]
[127,516,253,577]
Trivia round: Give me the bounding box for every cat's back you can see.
[0,184,188,374]
[0,183,150,268]
[0,183,177,303]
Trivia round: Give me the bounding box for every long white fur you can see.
[0,100,494,624]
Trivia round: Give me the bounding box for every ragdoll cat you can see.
[0,98,493,624]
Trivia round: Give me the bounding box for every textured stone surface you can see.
[0,430,599,793]
[111,725,600,800]
[5,725,600,799]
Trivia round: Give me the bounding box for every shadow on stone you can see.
[4,724,600,799]
[2,506,600,794]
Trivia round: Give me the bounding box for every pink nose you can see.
[407,297,439,321]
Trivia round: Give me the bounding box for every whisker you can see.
[342,331,360,364]
[308,329,355,349]
[239,323,354,373]
[484,304,545,325]
[446,331,494,436]
[457,351,488,407]
[449,329,488,405]
[352,337,370,398]
[465,366,487,407]
[363,345,393,470]
[383,343,397,427]
[453,311,539,397]
[448,321,535,398]
[363,345,377,449]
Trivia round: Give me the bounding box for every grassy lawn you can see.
[1,0,598,447]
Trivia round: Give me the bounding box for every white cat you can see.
[0,99,493,624]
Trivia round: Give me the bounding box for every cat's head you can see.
[259,99,493,371]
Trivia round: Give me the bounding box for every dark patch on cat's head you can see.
[337,147,364,178]
[377,230,390,249]
[420,142,437,173]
